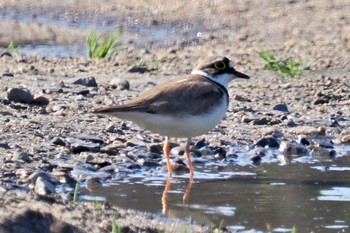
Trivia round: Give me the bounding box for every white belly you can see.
[114,99,228,138]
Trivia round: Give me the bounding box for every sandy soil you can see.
[0,1,350,233]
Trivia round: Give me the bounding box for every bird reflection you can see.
[162,174,194,215]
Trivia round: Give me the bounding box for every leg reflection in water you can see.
[162,174,194,215]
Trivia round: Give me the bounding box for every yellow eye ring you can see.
[214,61,226,70]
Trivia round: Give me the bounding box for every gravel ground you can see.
[0,1,350,233]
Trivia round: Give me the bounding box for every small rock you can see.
[0,51,12,57]
[252,117,268,125]
[148,143,163,155]
[35,176,56,196]
[33,95,50,105]
[75,133,104,144]
[24,171,59,185]
[171,146,185,156]
[66,138,101,153]
[298,136,311,146]
[311,146,336,161]
[254,137,280,148]
[289,126,326,135]
[0,98,10,105]
[126,138,147,147]
[194,138,206,149]
[341,135,350,144]
[105,124,115,132]
[273,103,289,112]
[7,87,34,104]
[74,89,90,96]
[2,72,14,77]
[51,137,66,146]
[0,142,10,149]
[241,116,253,123]
[72,77,97,87]
[12,151,32,163]
[243,148,267,165]
[128,66,148,73]
[110,79,130,90]
[279,141,308,155]
[100,145,119,155]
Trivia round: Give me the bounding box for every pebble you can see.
[254,137,280,148]
[148,143,163,155]
[341,135,350,143]
[0,142,10,149]
[51,137,66,146]
[7,87,34,104]
[75,133,104,144]
[110,78,130,90]
[170,146,185,156]
[272,103,289,112]
[105,124,115,133]
[100,145,119,155]
[126,138,147,147]
[252,117,268,125]
[12,151,32,163]
[72,77,97,87]
[279,141,308,155]
[128,66,148,73]
[311,146,336,162]
[288,126,326,135]
[32,95,50,105]
[2,72,14,77]
[24,171,59,186]
[194,138,207,149]
[35,176,56,196]
[66,137,101,153]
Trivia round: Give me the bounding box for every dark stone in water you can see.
[213,147,227,158]
[298,137,310,146]
[142,160,161,167]
[171,146,185,156]
[148,143,163,155]
[127,164,142,170]
[194,138,207,149]
[254,137,280,148]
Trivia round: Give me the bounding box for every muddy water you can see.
[81,148,350,233]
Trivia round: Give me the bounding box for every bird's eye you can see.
[214,61,226,70]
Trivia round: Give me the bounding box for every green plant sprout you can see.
[73,181,79,203]
[7,41,19,54]
[87,30,121,60]
[111,216,122,233]
[258,50,305,79]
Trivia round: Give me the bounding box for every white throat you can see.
[191,69,232,89]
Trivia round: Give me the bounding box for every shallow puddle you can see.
[80,147,350,232]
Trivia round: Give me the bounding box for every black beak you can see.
[231,68,250,79]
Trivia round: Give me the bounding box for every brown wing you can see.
[94,75,227,116]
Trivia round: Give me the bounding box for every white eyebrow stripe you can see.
[191,69,212,79]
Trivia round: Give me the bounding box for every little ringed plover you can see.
[94,56,250,176]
